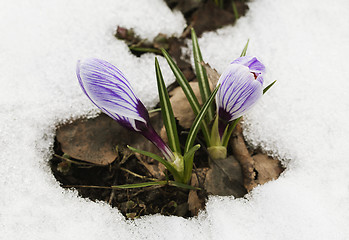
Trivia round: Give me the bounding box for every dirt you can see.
[51,113,284,219]
[49,0,285,220]
[51,141,193,218]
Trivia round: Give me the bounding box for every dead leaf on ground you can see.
[230,122,256,191]
[205,155,247,197]
[56,114,127,165]
[230,122,284,191]
[188,168,208,216]
[190,1,236,37]
[253,153,284,186]
[56,112,164,166]
[169,82,202,129]
[201,61,220,87]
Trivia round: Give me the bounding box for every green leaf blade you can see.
[112,181,167,189]
[183,144,200,184]
[185,85,220,153]
[263,80,277,94]
[168,180,200,190]
[191,28,214,122]
[161,48,211,144]
[155,58,181,154]
[240,39,250,57]
[222,117,241,147]
[161,48,201,114]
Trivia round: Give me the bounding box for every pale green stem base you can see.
[207,146,227,160]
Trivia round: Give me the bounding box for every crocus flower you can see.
[76,58,174,161]
[216,56,265,136]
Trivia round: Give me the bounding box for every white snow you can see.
[0,0,348,239]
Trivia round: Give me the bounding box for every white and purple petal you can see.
[77,58,148,131]
[76,58,174,162]
[231,56,265,84]
[216,57,265,136]
[217,64,263,121]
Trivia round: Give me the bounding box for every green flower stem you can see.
[207,115,227,160]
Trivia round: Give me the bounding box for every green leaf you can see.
[111,181,167,189]
[185,85,220,153]
[127,145,181,182]
[168,180,201,190]
[263,80,277,94]
[155,58,181,154]
[240,39,250,57]
[182,144,200,184]
[214,0,224,8]
[232,2,239,20]
[160,48,200,112]
[191,28,214,122]
[222,117,241,147]
[129,46,162,54]
[161,48,211,144]
[107,180,201,190]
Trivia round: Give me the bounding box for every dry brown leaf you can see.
[230,122,256,191]
[204,155,247,197]
[190,1,236,37]
[56,113,164,166]
[230,122,284,191]
[188,168,208,216]
[201,61,220,87]
[253,154,284,185]
[169,82,202,128]
[56,114,127,165]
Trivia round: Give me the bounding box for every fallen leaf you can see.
[56,112,164,166]
[230,121,256,191]
[230,122,284,191]
[205,155,247,197]
[56,114,127,165]
[190,1,236,37]
[201,61,220,87]
[188,168,208,215]
[169,82,202,129]
[253,153,284,185]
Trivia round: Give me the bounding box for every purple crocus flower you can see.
[76,58,174,161]
[216,56,265,137]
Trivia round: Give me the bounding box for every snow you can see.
[0,0,348,239]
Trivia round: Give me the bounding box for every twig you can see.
[62,185,115,189]
[119,167,158,181]
[108,168,119,204]
[53,154,100,167]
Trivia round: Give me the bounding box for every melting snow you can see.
[0,0,348,239]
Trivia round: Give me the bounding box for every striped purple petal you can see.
[231,56,265,74]
[77,58,148,131]
[77,58,174,161]
[216,57,265,136]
